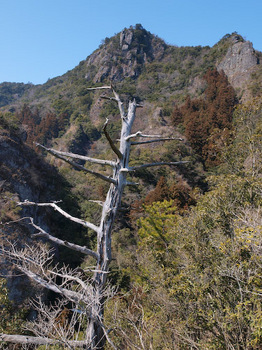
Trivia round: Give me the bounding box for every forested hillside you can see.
[106,97,262,349]
[0,24,262,349]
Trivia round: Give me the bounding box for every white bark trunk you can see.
[87,100,137,348]
[1,87,184,349]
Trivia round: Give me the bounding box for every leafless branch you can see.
[86,269,111,274]
[97,319,118,350]
[36,143,116,184]
[86,86,112,91]
[47,270,91,293]
[35,143,116,167]
[0,242,111,307]
[131,137,183,145]
[29,218,98,259]
[103,119,123,160]
[125,131,182,141]
[122,161,189,172]
[111,87,126,119]
[3,216,32,225]
[86,85,126,119]
[125,131,162,140]
[17,200,100,233]
[125,181,139,186]
[101,95,118,103]
[0,334,57,346]
[89,200,104,207]
[0,244,82,303]
[23,297,88,348]
[1,298,89,348]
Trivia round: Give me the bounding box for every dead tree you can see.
[0,86,185,349]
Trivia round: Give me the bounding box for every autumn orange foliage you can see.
[16,104,66,148]
[172,69,237,167]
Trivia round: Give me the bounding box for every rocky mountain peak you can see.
[85,24,167,83]
[120,27,134,50]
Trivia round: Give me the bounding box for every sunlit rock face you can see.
[217,39,259,93]
[86,25,167,83]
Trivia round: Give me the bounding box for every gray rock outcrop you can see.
[85,26,166,83]
[217,39,259,92]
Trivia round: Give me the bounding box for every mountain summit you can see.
[85,24,167,83]
[0,25,261,111]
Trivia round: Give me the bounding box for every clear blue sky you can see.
[0,0,261,85]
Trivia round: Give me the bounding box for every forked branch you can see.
[87,85,126,119]
[17,200,100,233]
[35,143,116,167]
[29,218,98,260]
[37,143,116,184]
[0,245,84,303]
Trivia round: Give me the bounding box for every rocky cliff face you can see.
[85,25,167,83]
[217,36,259,96]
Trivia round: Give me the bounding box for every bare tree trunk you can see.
[0,87,185,349]
[87,100,137,348]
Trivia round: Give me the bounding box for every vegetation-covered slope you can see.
[106,97,262,349]
[0,24,262,349]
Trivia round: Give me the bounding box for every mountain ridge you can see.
[0,25,260,180]
[0,25,261,112]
